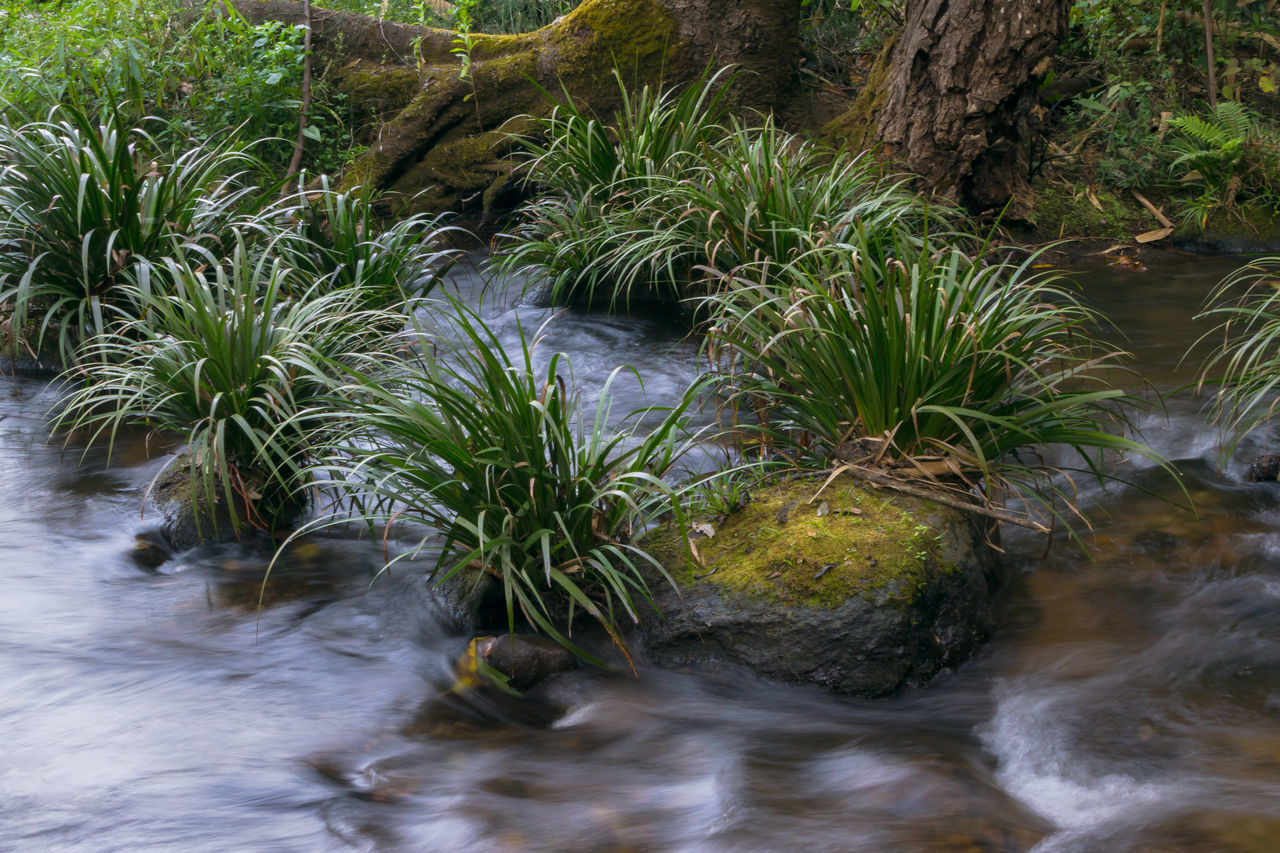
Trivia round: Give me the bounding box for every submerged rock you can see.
[638,475,1006,697]
[129,530,174,570]
[1247,454,1280,483]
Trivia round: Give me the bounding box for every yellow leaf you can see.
[1135,227,1174,243]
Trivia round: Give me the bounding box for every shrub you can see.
[0,0,174,120]
[174,8,355,173]
[0,106,258,364]
[314,0,581,33]
[317,297,704,660]
[0,0,355,177]
[702,236,1163,529]
[52,237,405,534]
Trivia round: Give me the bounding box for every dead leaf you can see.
[691,521,716,538]
[1135,227,1174,243]
[1086,188,1103,211]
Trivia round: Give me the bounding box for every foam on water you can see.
[980,685,1194,848]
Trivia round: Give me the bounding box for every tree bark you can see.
[826,0,1068,214]
[229,0,801,216]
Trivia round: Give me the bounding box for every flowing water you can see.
[3,256,1279,852]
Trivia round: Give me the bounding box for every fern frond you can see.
[1213,100,1259,141]
[1166,113,1236,150]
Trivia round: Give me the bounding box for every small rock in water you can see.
[1248,455,1280,482]
[130,530,173,570]
[476,634,577,691]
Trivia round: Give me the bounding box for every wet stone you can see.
[1247,454,1280,482]
[638,476,1007,697]
[129,530,173,570]
[476,634,578,691]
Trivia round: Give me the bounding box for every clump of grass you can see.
[52,237,406,534]
[496,66,735,309]
[498,68,946,314]
[262,176,463,309]
[1195,256,1280,459]
[0,105,258,364]
[317,297,704,661]
[679,116,945,283]
[703,235,1165,530]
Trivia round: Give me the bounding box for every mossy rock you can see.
[150,456,305,551]
[1171,205,1280,254]
[0,310,62,376]
[638,475,1006,697]
[1020,182,1148,241]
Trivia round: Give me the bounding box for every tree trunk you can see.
[230,0,801,217]
[826,0,1068,215]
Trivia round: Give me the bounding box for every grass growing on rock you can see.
[313,296,707,662]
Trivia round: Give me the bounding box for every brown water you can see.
[3,257,1279,852]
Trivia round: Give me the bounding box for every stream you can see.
[2,255,1279,852]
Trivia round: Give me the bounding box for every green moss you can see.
[821,35,895,153]
[335,0,684,209]
[387,119,532,214]
[547,0,679,81]
[1027,181,1147,240]
[339,64,422,117]
[650,476,960,610]
[1175,203,1280,251]
[466,0,680,99]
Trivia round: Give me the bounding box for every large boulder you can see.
[638,475,1006,697]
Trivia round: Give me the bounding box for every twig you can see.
[283,0,314,188]
[1202,0,1218,110]
[824,463,1052,533]
[1172,11,1280,53]
[1156,0,1167,54]
[1131,189,1174,229]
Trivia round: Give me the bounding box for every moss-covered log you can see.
[230,0,802,216]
